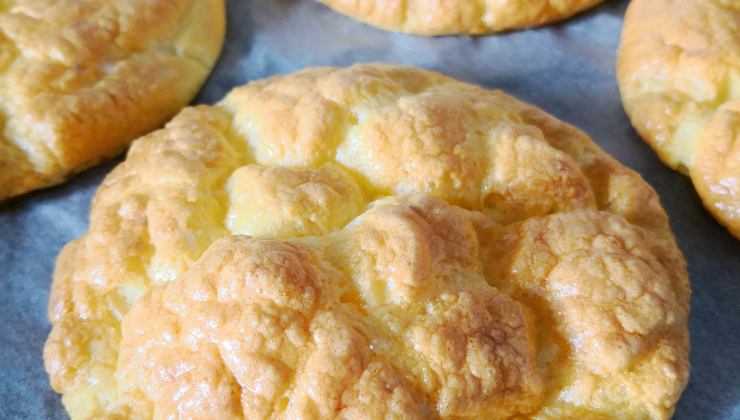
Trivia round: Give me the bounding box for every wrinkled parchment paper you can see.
[1,0,738,418]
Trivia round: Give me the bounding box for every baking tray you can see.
[1,0,738,418]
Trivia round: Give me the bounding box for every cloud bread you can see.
[0,0,225,200]
[316,0,604,35]
[617,0,740,238]
[44,64,690,419]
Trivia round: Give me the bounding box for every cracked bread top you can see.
[0,0,224,199]
[44,64,690,419]
[618,0,740,238]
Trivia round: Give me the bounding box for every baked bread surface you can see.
[44,64,690,419]
[0,0,225,199]
[317,0,604,35]
[617,0,740,238]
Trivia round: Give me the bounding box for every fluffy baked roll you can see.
[317,0,604,35]
[617,0,740,238]
[44,64,690,419]
[0,0,225,200]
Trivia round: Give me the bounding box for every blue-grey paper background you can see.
[1,0,738,418]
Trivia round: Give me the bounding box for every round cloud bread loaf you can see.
[617,0,740,238]
[44,64,690,419]
[0,0,225,200]
[317,0,604,35]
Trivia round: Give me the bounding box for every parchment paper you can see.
[1,0,738,418]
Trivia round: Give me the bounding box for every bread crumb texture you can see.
[45,64,690,419]
[617,0,740,238]
[0,0,224,199]
[317,0,604,35]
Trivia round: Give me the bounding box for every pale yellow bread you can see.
[617,0,740,238]
[0,0,225,200]
[44,64,690,419]
[317,0,604,35]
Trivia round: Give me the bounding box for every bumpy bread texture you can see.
[44,64,690,419]
[0,0,225,200]
[617,0,740,238]
[317,0,604,35]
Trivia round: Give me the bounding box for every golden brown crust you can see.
[482,210,690,418]
[116,200,544,418]
[617,0,740,238]
[0,0,225,200]
[44,64,689,418]
[317,0,604,35]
